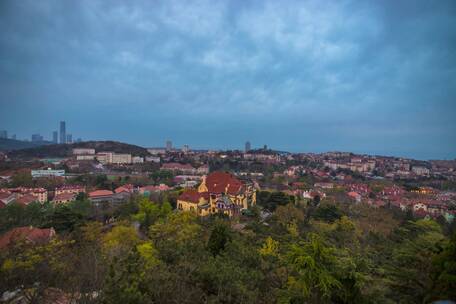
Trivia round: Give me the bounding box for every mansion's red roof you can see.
[205,172,244,195]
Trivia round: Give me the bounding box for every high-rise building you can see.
[182,144,190,153]
[166,140,172,151]
[0,130,7,139]
[11,134,16,140]
[245,141,251,152]
[60,121,66,144]
[66,134,73,144]
[31,134,43,142]
[52,131,58,144]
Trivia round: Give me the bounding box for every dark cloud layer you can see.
[0,0,455,159]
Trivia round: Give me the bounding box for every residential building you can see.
[412,166,430,176]
[55,185,85,196]
[52,131,58,143]
[145,156,160,163]
[15,194,38,206]
[76,155,96,161]
[161,163,195,174]
[147,148,166,155]
[88,190,114,203]
[177,171,256,217]
[8,187,48,203]
[0,191,15,206]
[0,227,56,249]
[31,169,65,178]
[31,134,43,142]
[72,148,95,155]
[114,184,137,194]
[60,121,66,144]
[112,153,132,164]
[96,152,113,164]
[132,156,144,163]
[166,140,172,151]
[245,141,251,152]
[197,164,210,175]
[52,192,77,204]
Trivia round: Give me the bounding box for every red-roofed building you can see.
[52,192,77,204]
[114,184,137,194]
[0,191,15,206]
[139,184,170,195]
[55,185,86,196]
[88,190,114,203]
[177,171,256,217]
[0,226,56,249]
[347,191,362,203]
[15,194,38,206]
[161,163,196,174]
[8,187,48,203]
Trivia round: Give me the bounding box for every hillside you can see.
[0,138,53,151]
[7,140,149,159]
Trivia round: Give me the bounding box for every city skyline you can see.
[1,1,455,160]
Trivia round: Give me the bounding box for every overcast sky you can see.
[0,0,455,159]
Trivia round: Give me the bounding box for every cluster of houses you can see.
[0,182,172,208]
[295,180,456,222]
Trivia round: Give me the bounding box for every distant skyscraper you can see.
[66,134,73,144]
[182,144,190,153]
[263,144,268,150]
[166,140,172,151]
[31,134,43,142]
[245,141,251,152]
[0,130,7,139]
[60,121,66,144]
[52,131,58,144]
[11,134,16,140]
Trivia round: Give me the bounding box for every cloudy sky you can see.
[0,0,455,159]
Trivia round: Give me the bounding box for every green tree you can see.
[207,222,232,256]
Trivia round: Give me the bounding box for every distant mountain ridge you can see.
[7,140,149,159]
[0,138,53,151]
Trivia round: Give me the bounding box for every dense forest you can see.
[1,193,455,303]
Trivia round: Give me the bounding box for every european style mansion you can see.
[177,172,257,217]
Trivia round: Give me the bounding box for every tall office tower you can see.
[60,121,66,144]
[66,134,73,144]
[32,134,43,142]
[0,130,7,139]
[182,144,190,153]
[166,140,172,151]
[245,141,251,152]
[52,131,58,143]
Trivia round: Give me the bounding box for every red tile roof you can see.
[205,172,244,195]
[15,194,38,206]
[0,226,55,249]
[114,184,135,193]
[88,190,114,197]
